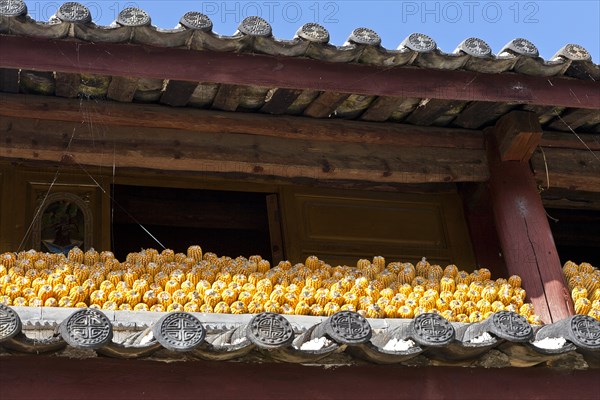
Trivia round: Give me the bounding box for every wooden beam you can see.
[0,94,484,149]
[494,111,542,162]
[359,96,405,122]
[546,108,600,132]
[486,131,574,323]
[540,131,600,151]
[452,101,517,129]
[2,35,598,109]
[405,99,466,126]
[0,118,489,185]
[532,147,600,192]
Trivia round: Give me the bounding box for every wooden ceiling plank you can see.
[303,92,350,118]
[54,72,80,98]
[260,88,302,114]
[359,96,404,122]
[160,80,198,107]
[107,76,139,102]
[211,84,243,111]
[452,101,518,129]
[0,68,19,93]
[3,35,598,109]
[405,99,466,126]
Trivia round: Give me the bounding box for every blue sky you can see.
[29,1,600,61]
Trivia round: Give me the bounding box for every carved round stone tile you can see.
[401,33,436,53]
[56,2,91,24]
[348,27,381,46]
[116,7,151,27]
[570,315,600,350]
[412,313,455,346]
[562,44,591,61]
[457,37,492,57]
[238,16,272,37]
[507,38,539,57]
[325,311,372,344]
[179,11,212,32]
[0,0,27,17]
[0,304,21,341]
[490,311,533,342]
[153,312,206,351]
[247,312,294,348]
[60,309,112,349]
[296,23,329,43]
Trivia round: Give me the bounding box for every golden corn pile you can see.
[0,246,542,323]
[563,261,600,320]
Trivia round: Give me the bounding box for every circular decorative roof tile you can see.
[411,313,455,346]
[348,28,381,46]
[0,0,27,17]
[56,2,91,24]
[296,23,329,43]
[153,312,206,351]
[0,304,21,341]
[59,309,112,349]
[503,38,539,57]
[237,16,272,37]
[179,11,213,31]
[557,44,592,61]
[325,311,371,345]
[457,37,492,57]
[247,312,294,348]
[490,311,533,342]
[401,33,437,53]
[570,315,600,350]
[116,7,151,27]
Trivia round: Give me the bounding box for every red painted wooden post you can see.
[486,114,574,323]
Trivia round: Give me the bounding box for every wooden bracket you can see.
[493,110,542,162]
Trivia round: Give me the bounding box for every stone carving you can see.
[326,311,371,344]
[60,309,112,349]
[348,28,381,46]
[117,7,151,27]
[56,2,91,24]
[570,315,600,349]
[412,313,455,345]
[179,11,212,31]
[296,23,329,43]
[247,312,294,348]
[401,33,437,52]
[0,304,21,341]
[0,0,26,16]
[456,37,492,57]
[237,16,272,37]
[153,312,206,351]
[490,311,533,341]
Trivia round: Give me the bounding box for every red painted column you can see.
[487,132,574,323]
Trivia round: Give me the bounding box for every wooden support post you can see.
[487,114,574,323]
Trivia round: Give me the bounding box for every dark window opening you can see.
[111,185,275,261]
[547,208,600,266]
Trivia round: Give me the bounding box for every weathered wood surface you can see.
[0,117,489,185]
[260,89,302,114]
[487,131,574,323]
[107,76,139,102]
[494,111,542,162]
[211,84,243,111]
[160,80,198,107]
[303,92,350,118]
[54,72,80,98]
[359,96,406,122]
[531,147,600,192]
[540,131,600,151]
[452,101,517,129]
[0,68,19,93]
[266,194,285,264]
[0,94,484,149]
[2,35,598,109]
[546,108,600,132]
[405,99,466,126]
